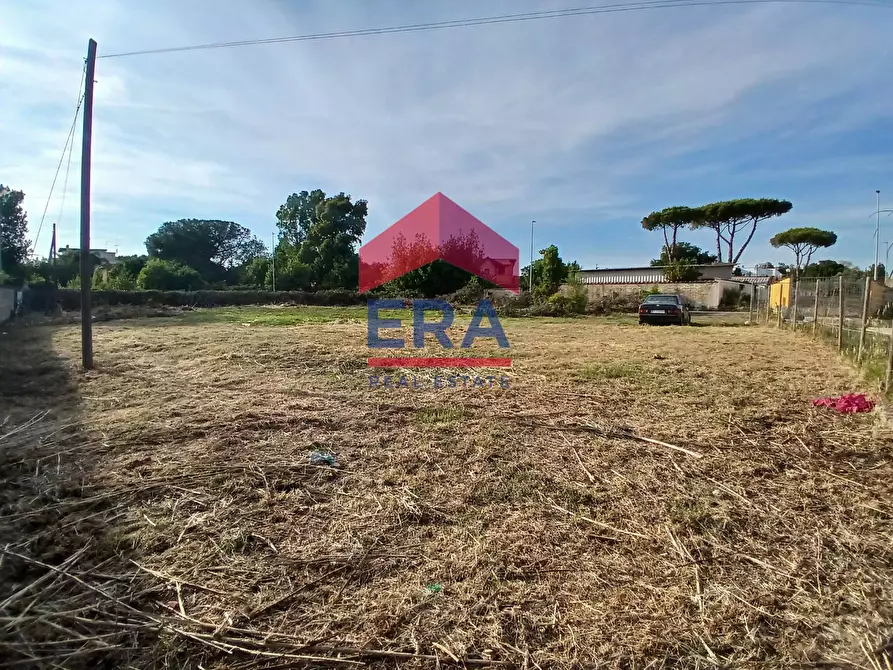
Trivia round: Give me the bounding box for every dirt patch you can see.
[1,314,892,668]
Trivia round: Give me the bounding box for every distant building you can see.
[577,263,736,284]
[480,257,517,284]
[62,246,120,265]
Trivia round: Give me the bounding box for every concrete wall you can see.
[0,287,16,323]
[578,281,721,308]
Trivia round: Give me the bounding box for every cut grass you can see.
[579,361,645,380]
[1,313,892,669]
[415,406,468,424]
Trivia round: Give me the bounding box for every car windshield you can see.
[643,295,679,304]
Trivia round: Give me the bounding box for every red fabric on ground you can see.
[812,393,875,413]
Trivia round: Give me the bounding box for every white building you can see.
[577,263,736,284]
[63,246,120,265]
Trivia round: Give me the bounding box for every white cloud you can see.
[2,0,893,265]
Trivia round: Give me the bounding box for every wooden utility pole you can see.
[837,275,845,352]
[857,276,871,363]
[812,279,819,337]
[271,231,276,292]
[80,39,97,370]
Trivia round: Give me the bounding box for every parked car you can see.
[638,294,691,325]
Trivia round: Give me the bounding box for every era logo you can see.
[367,299,509,349]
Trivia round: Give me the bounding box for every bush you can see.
[448,277,486,305]
[719,286,743,310]
[664,260,701,282]
[137,258,205,291]
[49,288,370,311]
[587,292,642,315]
[563,277,589,314]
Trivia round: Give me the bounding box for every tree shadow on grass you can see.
[0,322,161,668]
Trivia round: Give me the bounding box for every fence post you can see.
[765,286,772,324]
[885,319,893,391]
[791,277,800,330]
[837,275,845,352]
[857,276,871,363]
[748,283,754,324]
[812,279,820,337]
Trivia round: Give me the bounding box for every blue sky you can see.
[2,0,893,271]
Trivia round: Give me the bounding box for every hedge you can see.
[24,288,368,311]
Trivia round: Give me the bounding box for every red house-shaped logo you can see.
[359,193,520,294]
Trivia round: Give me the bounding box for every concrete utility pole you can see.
[529,220,536,295]
[80,39,97,370]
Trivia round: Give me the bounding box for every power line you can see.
[98,0,891,59]
[56,113,78,233]
[33,66,87,252]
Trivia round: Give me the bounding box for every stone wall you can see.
[578,281,720,308]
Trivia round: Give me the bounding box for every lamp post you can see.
[529,220,536,295]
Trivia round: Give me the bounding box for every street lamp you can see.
[868,203,893,280]
[529,220,536,295]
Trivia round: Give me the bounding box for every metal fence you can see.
[760,276,893,389]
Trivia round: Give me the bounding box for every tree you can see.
[275,190,368,289]
[0,185,31,277]
[650,242,717,266]
[137,258,204,290]
[239,256,271,288]
[802,260,845,277]
[520,245,580,296]
[693,198,793,263]
[145,219,266,284]
[54,248,105,287]
[276,190,327,247]
[867,263,887,281]
[533,244,566,299]
[769,227,837,277]
[641,206,701,261]
[116,255,148,279]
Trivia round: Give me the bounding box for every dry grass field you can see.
[2,307,893,669]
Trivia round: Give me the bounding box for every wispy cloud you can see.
[2,0,893,266]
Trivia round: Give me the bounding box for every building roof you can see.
[580,263,736,273]
[732,276,773,285]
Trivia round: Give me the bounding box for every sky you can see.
[2,0,893,272]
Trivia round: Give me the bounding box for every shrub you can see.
[563,277,589,314]
[587,292,642,315]
[719,286,743,310]
[664,260,701,282]
[137,258,205,291]
[50,288,371,311]
[449,277,486,305]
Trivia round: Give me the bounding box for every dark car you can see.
[638,294,691,325]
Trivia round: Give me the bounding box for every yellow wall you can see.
[769,278,790,308]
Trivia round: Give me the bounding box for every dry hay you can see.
[1,313,893,669]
